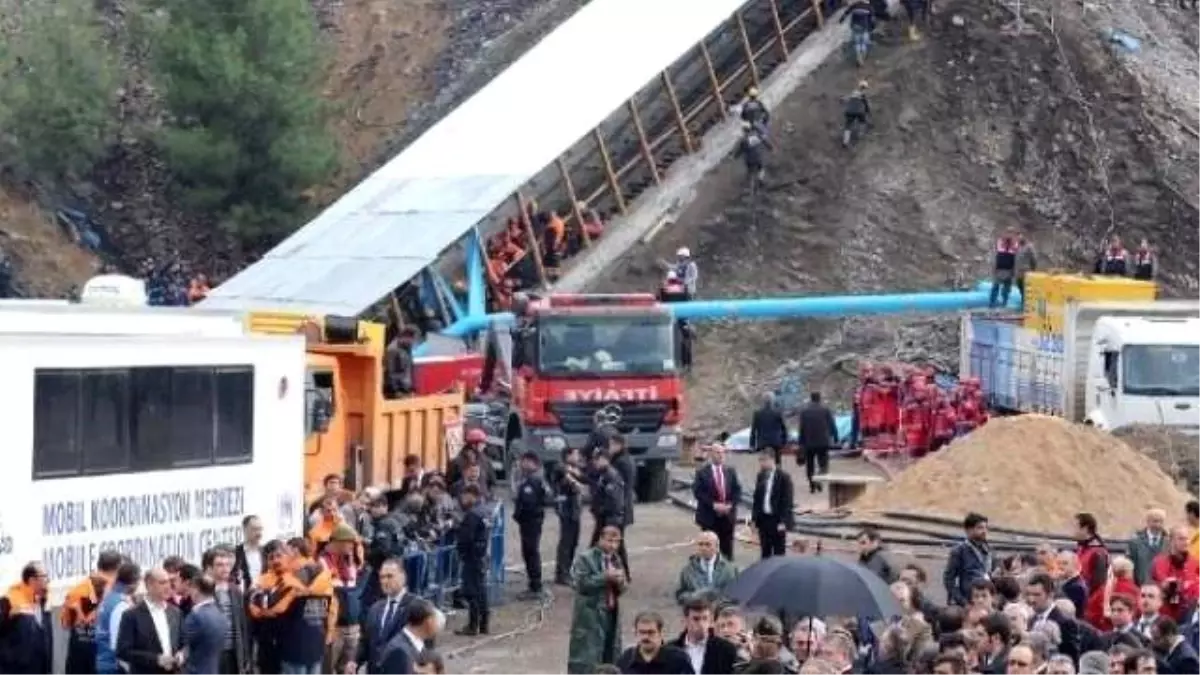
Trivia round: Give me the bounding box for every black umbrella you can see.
[725,555,902,618]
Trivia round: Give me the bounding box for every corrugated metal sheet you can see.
[202,0,749,315]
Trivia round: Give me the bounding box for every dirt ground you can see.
[441,454,912,674]
[595,0,1199,435]
[0,186,99,297]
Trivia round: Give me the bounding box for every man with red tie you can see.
[692,444,744,560]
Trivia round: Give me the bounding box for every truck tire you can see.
[636,459,670,503]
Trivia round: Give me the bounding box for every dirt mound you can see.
[851,416,1194,537]
[1112,425,1200,496]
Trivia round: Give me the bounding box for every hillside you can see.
[0,0,585,294]
[595,0,1200,434]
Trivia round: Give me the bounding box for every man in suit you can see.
[351,559,412,673]
[797,392,838,493]
[180,576,229,675]
[233,515,266,592]
[1152,616,1200,674]
[751,449,794,559]
[203,546,252,674]
[117,568,183,674]
[379,598,441,674]
[608,434,638,581]
[1128,508,1168,586]
[1024,572,1080,660]
[692,443,742,560]
[749,392,789,465]
[670,596,740,675]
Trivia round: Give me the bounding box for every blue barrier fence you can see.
[401,503,508,606]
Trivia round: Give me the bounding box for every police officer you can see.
[513,450,549,601]
[588,450,631,581]
[454,485,491,636]
[553,447,586,586]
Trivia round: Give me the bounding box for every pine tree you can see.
[149,0,337,240]
[0,0,119,180]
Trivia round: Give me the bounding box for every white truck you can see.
[960,301,1200,432]
[0,330,307,605]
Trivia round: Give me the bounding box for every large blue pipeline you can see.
[420,281,1020,347]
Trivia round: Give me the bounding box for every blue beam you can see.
[431,269,465,323]
[434,282,1021,339]
[465,228,487,318]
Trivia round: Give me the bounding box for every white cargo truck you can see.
[0,331,307,604]
[960,301,1200,432]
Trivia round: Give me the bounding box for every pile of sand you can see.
[1112,425,1200,496]
[852,416,1194,537]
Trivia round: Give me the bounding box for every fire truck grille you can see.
[549,401,670,434]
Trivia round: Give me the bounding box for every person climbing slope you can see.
[840,0,876,66]
[842,80,871,148]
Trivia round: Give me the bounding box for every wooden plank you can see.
[556,158,591,247]
[809,0,824,27]
[768,0,790,57]
[698,42,727,119]
[735,11,760,87]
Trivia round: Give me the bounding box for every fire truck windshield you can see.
[536,314,676,376]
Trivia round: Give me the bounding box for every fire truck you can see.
[475,293,685,502]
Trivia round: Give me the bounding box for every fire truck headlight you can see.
[543,435,567,453]
[656,434,679,448]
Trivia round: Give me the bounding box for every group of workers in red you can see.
[854,362,989,459]
[1094,234,1158,280]
[484,202,605,310]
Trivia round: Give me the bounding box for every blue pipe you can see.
[431,269,465,323]
[434,281,1020,339]
[465,229,487,319]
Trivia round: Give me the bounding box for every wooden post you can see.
[810,0,824,27]
[661,71,694,153]
[627,99,661,185]
[768,0,790,57]
[556,157,591,247]
[594,129,627,215]
[698,42,727,119]
[388,291,406,329]
[735,11,760,88]
[513,191,548,287]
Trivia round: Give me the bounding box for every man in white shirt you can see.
[669,597,740,674]
[116,568,183,673]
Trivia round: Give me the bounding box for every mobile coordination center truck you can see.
[960,272,1200,431]
[0,330,307,604]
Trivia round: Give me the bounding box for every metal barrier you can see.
[402,503,508,606]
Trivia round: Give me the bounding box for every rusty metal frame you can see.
[556,158,590,247]
[660,71,694,153]
[513,191,548,286]
[627,98,661,185]
[593,129,627,215]
[734,11,759,88]
[768,0,789,57]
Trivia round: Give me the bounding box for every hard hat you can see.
[466,428,487,444]
[665,269,680,281]
[747,87,760,98]
[677,247,691,258]
[741,120,753,131]
[858,80,869,90]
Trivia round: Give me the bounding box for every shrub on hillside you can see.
[148,0,337,241]
[0,0,118,180]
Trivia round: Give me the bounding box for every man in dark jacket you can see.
[454,485,491,636]
[670,597,740,674]
[856,528,895,583]
[383,327,417,399]
[589,450,631,581]
[0,562,51,674]
[944,512,993,606]
[797,392,838,493]
[513,451,550,600]
[749,392,789,464]
[608,434,637,581]
[553,447,587,586]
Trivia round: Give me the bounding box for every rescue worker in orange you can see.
[1095,235,1130,276]
[248,539,339,675]
[0,561,52,673]
[62,549,123,674]
[1132,238,1156,281]
[543,212,567,269]
[309,493,356,555]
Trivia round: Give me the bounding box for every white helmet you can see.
[665,269,680,281]
[677,247,691,258]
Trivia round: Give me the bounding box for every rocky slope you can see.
[1,0,588,292]
[595,0,1199,434]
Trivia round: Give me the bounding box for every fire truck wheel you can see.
[635,459,670,503]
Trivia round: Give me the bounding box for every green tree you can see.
[149,0,337,240]
[0,0,118,180]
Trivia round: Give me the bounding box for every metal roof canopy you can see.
[201,0,748,316]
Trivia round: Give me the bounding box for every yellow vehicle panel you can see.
[1023,272,1157,335]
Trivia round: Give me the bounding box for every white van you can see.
[0,331,306,604]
